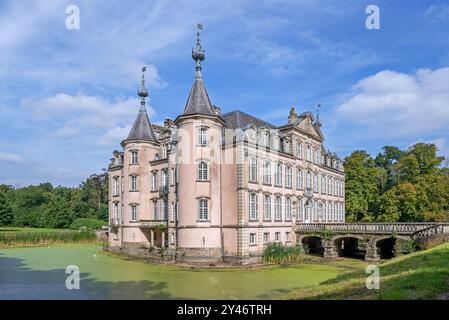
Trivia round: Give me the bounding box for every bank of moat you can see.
[107,26,345,264]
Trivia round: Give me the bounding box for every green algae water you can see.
[0,244,343,299]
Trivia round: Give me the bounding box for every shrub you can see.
[70,218,106,230]
[263,243,306,264]
[394,239,417,255]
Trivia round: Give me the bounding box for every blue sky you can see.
[1,0,449,187]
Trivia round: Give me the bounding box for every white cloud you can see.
[99,125,132,145]
[0,152,23,162]
[336,68,449,137]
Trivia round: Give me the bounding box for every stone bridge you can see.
[294,223,449,261]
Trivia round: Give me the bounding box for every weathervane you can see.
[138,66,149,108]
[192,23,205,79]
[315,103,321,127]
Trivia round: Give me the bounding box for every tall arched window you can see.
[249,157,257,182]
[198,199,208,220]
[198,127,208,145]
[306,171,312,189]
[197,161,208,181]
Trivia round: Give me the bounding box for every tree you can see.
[344,151,383,222]
[0,185,14,226]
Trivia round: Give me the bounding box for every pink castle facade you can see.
[107,28,345,263]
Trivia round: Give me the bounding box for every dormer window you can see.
[130,151,138,165]
[198,127,208,145]
[161,144,167,159]
[284,140,291,153]
[306,145,311,162]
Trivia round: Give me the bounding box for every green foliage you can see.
[70,218,106,230]
[0,169,109,229]
[319,230,333,240]
[345,143,449,222]
[394,239,417,256]
[0,185,14,226]
[263,243,306,264]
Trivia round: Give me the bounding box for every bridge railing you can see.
[295,223,443,234]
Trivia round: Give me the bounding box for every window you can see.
[198,199,208,220]
[285,197,292,220]
[264,195,271,220]
[285,166,292,188]
[112,202,119,220]
[275,232,280,242]
[161,170,168,187]
[171,168,175,185]
[263,160,271,184]
[296,142,303,159]
[313,173,318,193]
[306,145,311,162]
[249,157,257,182]
[296,168,304,190]
[198,127,208,145]
[327,177,332,195]
[299,198,304,221]
[275,196,282,220]
[249,233,256,245]
[262,131,269,146]
[130,175,137,191]
[263,232,270,243]
[154,200,161,220]
[327,202,331,222]
[284,140,290,153]
[130,151,138,164]
[306,171,312,189]
[197,161,208,181]
[321,175,326,194]
[151,172,158,191]
[275,163,283,186]
[249,193,258,220]
[286,232,290,242]
[112,177,120,196]
[273,136,279,150]
[131,205,137,221]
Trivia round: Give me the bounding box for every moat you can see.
[0,244,347,300]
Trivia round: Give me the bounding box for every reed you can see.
[0,230,97,248]
[262,243,306,264]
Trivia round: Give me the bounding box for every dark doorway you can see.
[334,237,365,259]
[301,236,324,256]
[376,237,396,259]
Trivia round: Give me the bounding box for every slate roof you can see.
[182,77,216,116]
[222,110,277,129]
[125,106,157,142]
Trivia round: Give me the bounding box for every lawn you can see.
[281,243,449,300]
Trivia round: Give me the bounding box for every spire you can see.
[124,67,157,143]
[192,23,205,79]
[315,103,321,127]
[138,66,149,109]
[181,24,216,117]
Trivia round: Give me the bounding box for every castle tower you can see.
[109,67,160,250]
[174,24,226,261]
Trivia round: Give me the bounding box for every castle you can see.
[107,27,345,264]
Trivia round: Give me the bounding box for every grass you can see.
[0,227,98,248]
[280,243,449,300]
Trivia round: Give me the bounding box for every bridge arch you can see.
[373,235,412,259]
[299,235,324,255]
[332,234,365,259]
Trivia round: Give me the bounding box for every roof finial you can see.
[192,23,205,79]
[315,103,321,127]
[138,66,149,109]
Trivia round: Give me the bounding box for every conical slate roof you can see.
[126,106,157,142]
[182,77,216,116]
